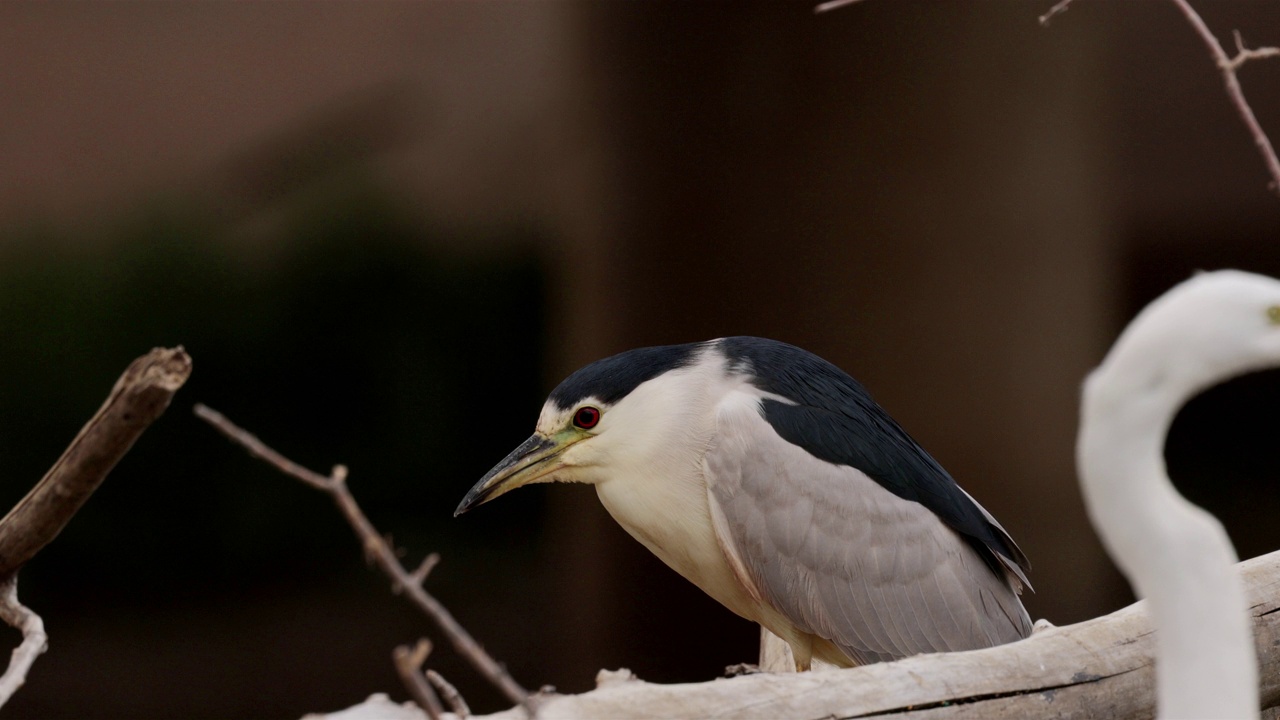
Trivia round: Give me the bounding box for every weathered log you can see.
[316,545,1280,719]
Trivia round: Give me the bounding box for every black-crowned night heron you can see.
[456,336,1031,669]
[1079,270,1280,719]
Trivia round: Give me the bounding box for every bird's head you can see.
[1089,270,1280,408]
[455,342,708,515]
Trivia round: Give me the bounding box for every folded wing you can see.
[705,398,1031,664]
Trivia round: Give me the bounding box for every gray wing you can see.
[705,398,1031,664]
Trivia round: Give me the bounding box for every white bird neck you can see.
[1079,368,1258,720]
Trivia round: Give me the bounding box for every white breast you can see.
[588,356,771,624]
[593,438,768,618]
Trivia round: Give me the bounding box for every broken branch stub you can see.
[0,347,192,575]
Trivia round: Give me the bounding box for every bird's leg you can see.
[758,626,798,672]
[793,632,815,672]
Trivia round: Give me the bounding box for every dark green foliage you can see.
[0,190,547,614]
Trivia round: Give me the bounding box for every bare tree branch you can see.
[1228,30,1280,72]
[394,640,444,720]
[0,576,46,707]
[831,0,1280,194]
[1168,0,1280,195]
[193,404,531,709]
[427,669,471,719]
[1038,0,1075,27]
[0,347,190,708]
[813,0,866,15]
[0,347,192,575]
[406,553,441,593]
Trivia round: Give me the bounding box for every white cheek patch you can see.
[534,405,564,434]
[536,397,606,435]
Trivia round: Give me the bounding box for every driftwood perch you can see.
[317,545,1280,720]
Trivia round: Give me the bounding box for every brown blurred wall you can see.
[547,0,1122,675]
[2,0,1280,711]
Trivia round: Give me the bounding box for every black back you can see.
[717,336,1030,579]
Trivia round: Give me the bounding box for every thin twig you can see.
[1228,30,1280,72]
[193,404,531,709]
[1038,0,1075,27]
[0,575,47,707]
[813,0,866,15]
[1169,0,1280,195]
[393,640,443,720]
[0,347,192,575]
[427,669,471,718]
[407,553,441,590]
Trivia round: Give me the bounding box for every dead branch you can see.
[1040,0,1280,193]
[1227,30,1280,72]
[405,553,441,593]
[394,640,444,720]
[813,0,865,15]
[427,669,471,718]
[825,0,1280,194]
[1170,0,1280,195]
[0,347,192,575]
[0,347,191,707]
[0,576,46,706]
[193,404,531,708]
[1038,0,1075,27]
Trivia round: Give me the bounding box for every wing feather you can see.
[866,541,912,653]
[706,398,1031,664]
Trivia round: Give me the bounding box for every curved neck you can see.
[1078,370,1258,720]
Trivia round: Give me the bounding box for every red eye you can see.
[573,406,600,429]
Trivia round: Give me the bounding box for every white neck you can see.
[1078,369,1258,720]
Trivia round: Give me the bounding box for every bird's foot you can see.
[724,663,763,677]
[595,668,637,687]
[1032,618,1057,634]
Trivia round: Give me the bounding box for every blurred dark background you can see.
[0,2,1278,718]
